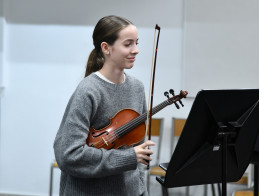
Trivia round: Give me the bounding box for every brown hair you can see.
[85,15,133,77]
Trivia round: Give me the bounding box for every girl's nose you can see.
[132,45,139,55]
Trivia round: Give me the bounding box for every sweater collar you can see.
[90,73,130,89]
[94,71,126,84]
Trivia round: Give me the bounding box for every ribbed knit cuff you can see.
[113,147,137,171]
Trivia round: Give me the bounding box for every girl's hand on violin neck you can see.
[134,140,155,165]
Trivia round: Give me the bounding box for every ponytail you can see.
[85,49,104,77]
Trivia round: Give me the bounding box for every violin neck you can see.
[146,99,170,117]
[115,100,170,138]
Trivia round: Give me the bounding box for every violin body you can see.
[86,109,146,150]
[86,90,188,150]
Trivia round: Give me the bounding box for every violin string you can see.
[92,101,169,148]
[91,101,170,148]
[93,100,171,148]
[121,103,170,134]
[92,97,177,148]
[117,102,166,136]
[109,101,166,139]
[93,111,149,148]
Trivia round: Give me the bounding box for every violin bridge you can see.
[102,137,108,146]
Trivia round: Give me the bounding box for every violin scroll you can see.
[180,90,188,98]
[164,89,188,109]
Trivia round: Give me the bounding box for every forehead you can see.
[117,25,138,41]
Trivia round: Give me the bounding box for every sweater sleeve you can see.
[53,83,138,178]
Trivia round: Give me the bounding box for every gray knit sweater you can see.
[54,73,148,196]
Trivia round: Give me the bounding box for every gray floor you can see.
[0,177,250,196]
[148,175,249,196]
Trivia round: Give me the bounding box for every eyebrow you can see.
[123,38,139,42]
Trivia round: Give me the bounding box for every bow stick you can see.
[145,24,161,169]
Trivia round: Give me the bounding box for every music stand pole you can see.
[255,164,258,196]
[222,132,227,196]
[218,130,236,196]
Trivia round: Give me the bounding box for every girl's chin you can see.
[125,63,134,69]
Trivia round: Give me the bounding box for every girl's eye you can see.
[125,42,139,47]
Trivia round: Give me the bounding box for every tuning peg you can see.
[169,89,175,96]
[164,91,169,99]
[179,100,184,107]
[174,102,180,109]
[169,89,180,109]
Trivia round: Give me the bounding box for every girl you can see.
[54,15,155,196]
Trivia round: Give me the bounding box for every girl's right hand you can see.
[134,140,155,165]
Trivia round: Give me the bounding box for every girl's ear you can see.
[101,42,110,55]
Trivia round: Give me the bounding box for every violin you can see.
[86,90,188,150]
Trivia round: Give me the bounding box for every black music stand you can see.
[157,89,259,196]
[251,135,259,195]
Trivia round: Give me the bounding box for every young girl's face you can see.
[108,25,139,70]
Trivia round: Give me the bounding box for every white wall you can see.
[0,0,4,94]
[183,0,259,97]
[0,0,188,195]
